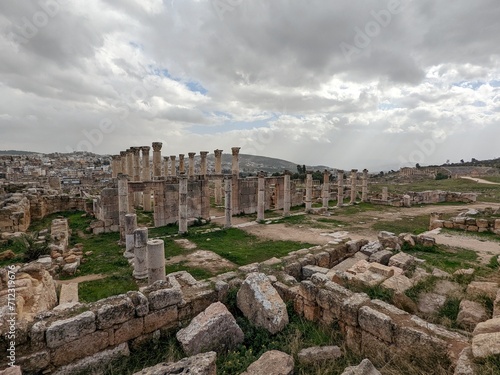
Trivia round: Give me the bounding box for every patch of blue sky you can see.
[472,101,487,107]
[452,81,485,90]
[489,80,500,87]
[378,102,401,111]
[147,65,207,94]
[186,81,207,95]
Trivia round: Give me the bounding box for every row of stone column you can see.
[112,143,242,181]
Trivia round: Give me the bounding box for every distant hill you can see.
[207,153,333,174]
[0,150,42,155]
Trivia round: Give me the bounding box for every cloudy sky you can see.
[0,0,499,171]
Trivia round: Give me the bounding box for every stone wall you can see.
[430,213,500,234]
[372,190,477,207]
[29,194,88,221]
[92,188,120,234]
[0,194,31,233]
[238,178,259,214]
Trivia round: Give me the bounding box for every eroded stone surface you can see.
[133,352,217,375]
[240,350,294,375]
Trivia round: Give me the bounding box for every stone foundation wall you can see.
[0,194,31,233]
[92,188,120,234]
[238,178,259,214]
[430,214,500,234]
[29,194,87,221]
[372,190,477,207]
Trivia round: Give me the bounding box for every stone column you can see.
[231,147,240,177]
[350,169,358,204]
[163,156,170,177]
[382,187,388,201]
[199,151,208,177]
[322,170,330,208]
[403,194,411,207]
[214,149,223,205]
[337,170,344,207]
[188,152,196,177]
[124,214,137,259]
[120,151,128,175]
[178,154,185,174]
[126,149,134,180]
[224,176,232,228]
[112,155,121,178]
[257,172,265,221]
[305,172,313,211]
[170,155,176,176]
[133,227,148,279]
[283,171,291,217]
[147,239,166,284]
[362,169,369,202]
[132,147,141,206]
[152,142,162,178]
[179,174,188,234]
[117,174,129,242]
[142,146,151,211]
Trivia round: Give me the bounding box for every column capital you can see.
[170,155,176,161]
[141,146,150,153]
[178,154,185,160]
[200,151,209,158]
[214,149,223,157]
[112,155,121,161]
[363,168,369,173]
[337,169,344,174]
[231,147,241,156]
[152,142,162,152]
[120,151,127,157]
[163,156,170,161]
[188,152,196,158]
[351,169,358,173]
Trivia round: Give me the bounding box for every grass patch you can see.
[441,228,500,243]
[474,354,500,375]
[437,297,461,328]
[403,243,482,274]
[79,275,138,303]
[188,228,313,266]
[334,202,390,215]
[164,262,215,280]
[372,214,430,235]
[405,276,438,302]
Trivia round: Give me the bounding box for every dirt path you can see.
[460,176,500,185]
[423,228,500,264]
[56,273,106,285]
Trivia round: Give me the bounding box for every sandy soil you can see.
[460,176,500,185]
[57,274,106,284]
[166,249,236,273]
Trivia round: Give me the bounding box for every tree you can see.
[460,159,464,164]
[415,163,421,169]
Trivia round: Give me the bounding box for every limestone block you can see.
[302,265,329,279]
[454,347,475,375]
[341,293,370,326]
[144,305,178,333]
[46,311,96,348]
[95,295,135,329]
[388,252,415,270]
[457,300,489,330]
[472,332,500,359]
[340,358,381,375]
[472,317,500,336]
[176,302,243,355]
[381,275,413,294]
[240,350,294,375]
[127,291,149,317]
[416,235,436,247]
[476,219,489,228]
[132,352,216,375]
[147,287,183,311]
[466,281,498,300]
[298,346,342,364]
[114,318,145,344]
[360,241,383,257]
[494,289,500,318]
[52,343,129,375]
[358,306,393,343]
[368,250,393,265]
[51,330,109,366]
[237,273,289,334]
[418,293,446,314]
[377,231,400,250]
[368,263,394,278]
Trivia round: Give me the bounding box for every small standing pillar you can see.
[170,155,176,176]
[283,171,291,217]
[178,154,185,174]
[118,174,130,242]
[163,156,170,177]
[147,239,166,284]
[257,172,265,221]
[142,146,151,211]
[361,169,369,202]
[179,174,188,234]
[231,147,240,177]
[188,152,196,177]
[305,172,313,211]
[382,187,389,201]
[322,170,330,208]
[214,149,223,205]
[152,142,162,178]
[133,227,148,280]
[199,151,208,177]
[337,170,344,207]
[124,214,137,259]
[224,176,232,228]
[350,169,358,204]
[403,194,411,207]
[120,151,128,175]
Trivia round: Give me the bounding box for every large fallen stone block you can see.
[368,250,393,265]
[388,252,415,271]
[341,358,381,375]
[472,332,500,359]
[377,231,400,250]
[133,352,216,375]
[94,295,135,329]
[240,350,294,375]
[457,300,489,330]
[46,311,96,348]
[358,306,393,343]
[237,272,289,334]
[298,346,342,364]
[472,317,500,336]
[176,302,243,355]
[466,281,498,300]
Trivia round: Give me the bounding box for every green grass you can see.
[371,214,430,235]
[474,354,500,375]
[334,202,391,215]
[441,228,500,243]
[79,275,138,303]
[402,243,482,274]
[437,297,461,328]
[188,228,313,266]
[481,176,500,183]
[405,276,438,302]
